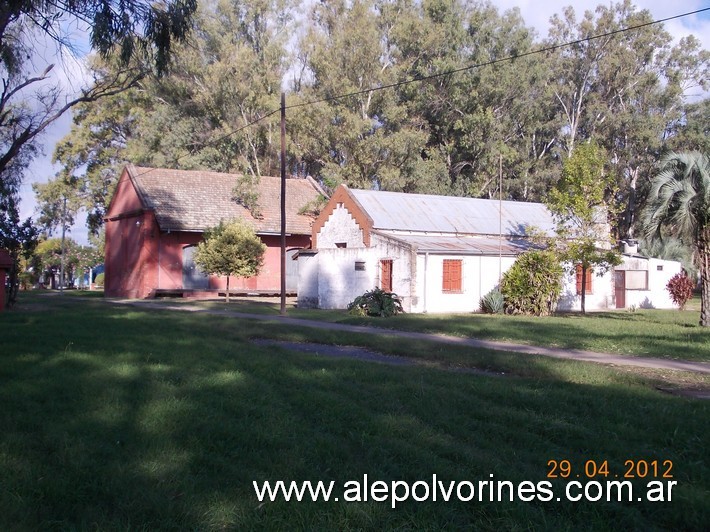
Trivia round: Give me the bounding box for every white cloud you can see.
[496,0,710,48]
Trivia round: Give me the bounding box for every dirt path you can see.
[111,299,710,375]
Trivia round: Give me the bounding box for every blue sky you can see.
[18,0,710,246]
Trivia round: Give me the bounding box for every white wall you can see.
[304,201,684,313]
[557,268,614,312]
[318,205,365,248]
[305,237,415,310]
[313,247,378,309]
[296,252,319,308]
[412,254,516,313]
[617,257,681,309]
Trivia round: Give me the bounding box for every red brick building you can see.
[104,165,325,299]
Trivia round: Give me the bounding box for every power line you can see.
[286,7,709,110]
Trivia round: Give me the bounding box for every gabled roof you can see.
[123,165,324,235]
[348,188,557,237]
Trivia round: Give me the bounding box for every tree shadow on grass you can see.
[1,303,709,529]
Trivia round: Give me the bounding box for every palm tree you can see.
[642,152,710,326]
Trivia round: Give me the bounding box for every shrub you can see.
[348,288,403,317]
[94,273,105,287]
[666,272,694,310]
[500,250,563,316]
[480,289,504,314]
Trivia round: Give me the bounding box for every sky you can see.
[17,0,710,246]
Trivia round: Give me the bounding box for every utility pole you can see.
[280,92,287,315]
[498,154,503,285]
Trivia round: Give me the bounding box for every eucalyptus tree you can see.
[383,0,557,200]
[40,0,295,226]
[290,0,440,193]
[545,0,709,238]
[0,0,197,200]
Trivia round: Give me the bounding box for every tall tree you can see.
[546,142,621,314]
[545,1,709,238]
[0,0,197,191]
[40,0,294,227]
[642,152,710,326]
[290,0,438,193]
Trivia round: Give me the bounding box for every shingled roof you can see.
[125,165,325,235]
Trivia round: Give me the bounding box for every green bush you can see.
[480,288,504,314]
[94,273,105,287]
[500,250,563,316]
[348,288,403,317]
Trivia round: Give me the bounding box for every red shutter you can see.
[380,260,393,292]
[576,264,593,295]
[442,260,462,292]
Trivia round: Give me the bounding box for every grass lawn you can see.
[1,292,708,530]
[179,294,710,362]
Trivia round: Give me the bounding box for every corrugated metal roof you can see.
[350,189,556,237]
[376,232,539,255]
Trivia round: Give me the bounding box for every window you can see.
[575,264,593,295]
[625,270,648,290]
[354,261,366,271]
[335,242,347,248]
[380,259,393,292]
[657,265,664,271]
[442,259,462,293]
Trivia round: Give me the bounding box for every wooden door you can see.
[182,245,210,289]
[380,259,393,292]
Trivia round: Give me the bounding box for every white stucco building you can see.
[297,185,681,313]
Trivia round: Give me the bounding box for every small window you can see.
[335,242,347,248]
[657,265,663,271]
[354,261,366,271]
[575,264,593,295]
[442,259,462,293]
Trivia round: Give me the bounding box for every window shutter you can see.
[442,260,462,292]
[380,260,393,292]
[576,264,593,295]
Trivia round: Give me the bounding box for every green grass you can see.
[170,294,710,362]
[1,293,708,530]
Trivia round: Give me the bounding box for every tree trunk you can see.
[581,265,587,315]
[225,276,230,304]
[700,228,709,327]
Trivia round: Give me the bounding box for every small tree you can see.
[193,220,266,302]
[546,142,621,313]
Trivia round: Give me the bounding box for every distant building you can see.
[104,165,325,299]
